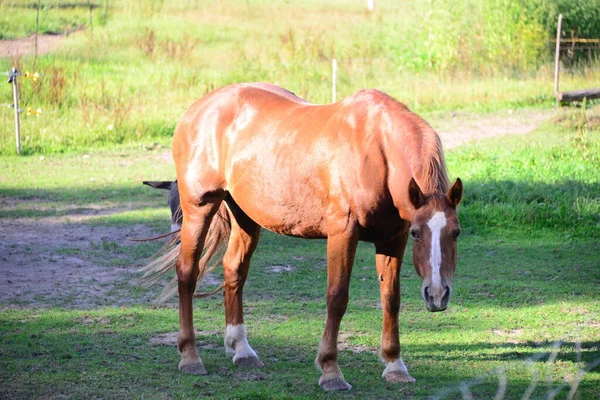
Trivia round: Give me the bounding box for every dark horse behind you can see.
[142,83,462,391]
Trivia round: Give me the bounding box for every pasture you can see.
[1,1,599,399]
[1,118,599,399]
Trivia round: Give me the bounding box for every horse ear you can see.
[409,178,425,209]
[143,181,174,190]
[447,178,463,207]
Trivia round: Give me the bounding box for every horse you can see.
[142,82,463,391]
[142,180,181,232]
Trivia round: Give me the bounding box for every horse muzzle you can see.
[423,285,451,312]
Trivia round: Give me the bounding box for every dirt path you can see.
[432,109,554,149]
[0,33,65,59]
[0,210,160,309]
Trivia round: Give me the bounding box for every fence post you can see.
[554,13,563,102]
[35,0,41,62]
[332,58,337,103]
[8,67,21,155]
[88,0,94,33]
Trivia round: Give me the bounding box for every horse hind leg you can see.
[222,198,263,368]
[176,189,226,375]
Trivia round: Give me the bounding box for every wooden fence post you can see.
[554,14,563,102]
[35,0,41,62]
[8,68,21,155]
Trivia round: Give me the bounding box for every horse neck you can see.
[383,112,450,218]
[401,118,449,198]
[413,149,449,198]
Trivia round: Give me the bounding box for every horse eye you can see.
[452,229,461,240]
[410,229,420,240]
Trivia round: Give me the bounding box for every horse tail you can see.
[140,203,231,302]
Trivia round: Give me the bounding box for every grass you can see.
[0,0,97,40]
[449,113,600,238]
[1,0,600,155]
[1,119,599,399]
[0,1,599,398]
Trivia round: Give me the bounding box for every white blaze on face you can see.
[224,324,258,362]
[427,211,447,287]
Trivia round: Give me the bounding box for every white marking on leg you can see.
[382,357,410,377]
[224,324,258,362]
[427,211,447,288]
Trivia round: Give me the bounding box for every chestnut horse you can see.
[143,83,462,391]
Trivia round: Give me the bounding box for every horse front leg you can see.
[316,224,359,391]
[375,232,415,383]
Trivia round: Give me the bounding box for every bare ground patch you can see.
[0,33,64,59]
[433,109,555,149]
[0,208,161,309]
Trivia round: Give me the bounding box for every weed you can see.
[162,34,200,61]
[139,27,155,59]
[47,65,68,106]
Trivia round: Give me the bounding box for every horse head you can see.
[408,177,462,312]
[143,180,182,232]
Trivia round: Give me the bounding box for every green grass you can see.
[0,0,97,40]
[1,0,600,155]
[449,118,600,239]
[1,1,599,398]
[1,121,599,399]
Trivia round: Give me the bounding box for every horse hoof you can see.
[320,378,352,391]
[179,361,208,375]
[384,371,416,383]
[235,356,264,368]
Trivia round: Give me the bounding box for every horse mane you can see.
[408,120,449,198]
[347,89,450,199]
[389,104,449,198]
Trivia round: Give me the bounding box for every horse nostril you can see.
[442,286,450,303]
[424,286,431,302]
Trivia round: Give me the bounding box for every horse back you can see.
[173,84,429,241]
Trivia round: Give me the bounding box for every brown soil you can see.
[432,109,554,149]
[0,210,158,309]
[0,34,64,59]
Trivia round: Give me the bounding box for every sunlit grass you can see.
[1,0,600,155]
[1,117,598,399]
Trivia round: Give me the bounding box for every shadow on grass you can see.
[0,310,598,400]
[0,183,171,220]
[1,177,598,236]
[459,178,600,238]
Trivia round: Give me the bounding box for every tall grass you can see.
[1,0,599,155]
[448,107,600,238]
